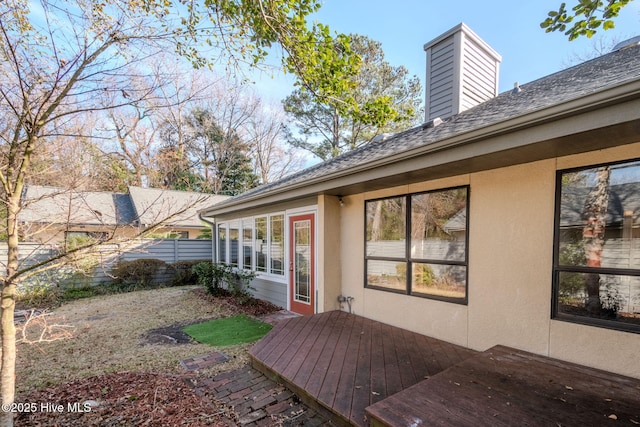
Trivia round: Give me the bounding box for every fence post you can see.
[174,239,179,263]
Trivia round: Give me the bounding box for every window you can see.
[553,159,640,332]
[243,221,253,270]
[65,231,109,250]
[255,217,267,272]
[217,213,285,277]
[365,186,469,304]
[270,214,285,275]
[229,222,239,268]
[217,224,227,263]
[65,231,108,241]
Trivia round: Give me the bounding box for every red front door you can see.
[289,214,315,315]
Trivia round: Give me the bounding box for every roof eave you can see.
[202,78,640,217]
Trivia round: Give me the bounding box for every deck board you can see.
[260,314,311,367]
[249,311,476,426]
[318,311,355,406]
[289,311,339,390]
[279,312,327,380]
[270,314,317,375]
[368,320,387,407]
[332,314,362,418]
[350,316,373,425]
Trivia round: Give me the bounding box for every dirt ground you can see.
[14,286,282,426]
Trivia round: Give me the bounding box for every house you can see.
[20,185,227,243]
[199,23,640,380]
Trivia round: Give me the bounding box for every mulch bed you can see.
[15,372,231,426]
[191,288,283,317]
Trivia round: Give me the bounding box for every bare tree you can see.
[246,102,305,183]
[101,59,221,187]
[0,3,215,424]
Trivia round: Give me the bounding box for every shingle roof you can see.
[19,185,136,226]
[128,186,228,228]
[206,43,640,212]
[20,185,228,228]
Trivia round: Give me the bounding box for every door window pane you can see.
[294,220,311,303]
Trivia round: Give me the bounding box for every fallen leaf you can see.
[565,386,573,390]
[609,414,618,420]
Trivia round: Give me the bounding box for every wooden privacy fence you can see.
[0,239,213,287]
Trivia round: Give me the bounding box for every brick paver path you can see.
[185,366,333,426]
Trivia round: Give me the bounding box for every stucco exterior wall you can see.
[466,160,555,354]
[336,141,640,379]
[318,195,342,313]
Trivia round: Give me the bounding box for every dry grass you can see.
[16,286,252,395]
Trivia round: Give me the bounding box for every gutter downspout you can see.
[199,213,217,262]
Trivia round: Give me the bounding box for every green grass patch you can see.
[183,314,273,346]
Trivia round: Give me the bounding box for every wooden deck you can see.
[250,311,640,426]
[249,310,477,426]
[366,345,640,426]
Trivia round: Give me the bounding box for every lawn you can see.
[184,314,273,346]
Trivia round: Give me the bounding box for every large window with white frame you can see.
[553,158,640,333]
[365,186,469,304]
[217,213,286,277]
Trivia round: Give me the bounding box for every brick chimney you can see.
[423,23,502,122]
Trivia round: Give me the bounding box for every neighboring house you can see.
[20,185,227,243]
[127,186,225,239]
[200,23,640,380]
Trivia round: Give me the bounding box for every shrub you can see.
[61,285,98,301]
[16,282,60,309]
[169,260,208,287]
[192,261,231,295]
[227,269,257,304]
[111,258,168,290]
[192,261,257,301]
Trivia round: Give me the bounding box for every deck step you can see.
[365,345,640,426]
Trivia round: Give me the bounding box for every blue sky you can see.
[254,0,640,102]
